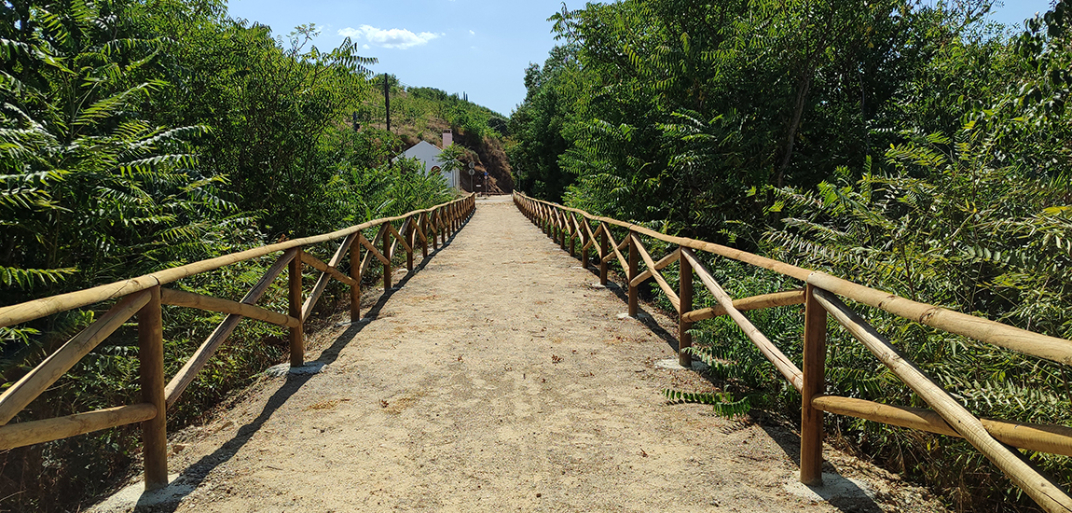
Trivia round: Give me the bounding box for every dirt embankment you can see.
[454,129,513,194]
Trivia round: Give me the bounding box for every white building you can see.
[393,131,460,189]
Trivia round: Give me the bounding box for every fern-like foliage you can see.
[0,1,229,359]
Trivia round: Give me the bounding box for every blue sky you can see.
[227,0,1056,117]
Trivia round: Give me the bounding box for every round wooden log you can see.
[630,249,681,287]
[800,284,828,486]
[813,395,1072,457]
[359,232,390,268]
[679,251,693,368]
[513,193,1072,366]
[0,196,473,329]
[812,288,1072,513]
[599,225,609,286]
[807,271,1072,366]
[289,248,304,368]
[0,403,157,450]
[681,249,804,392]
[628,232,639,317]
[138,285,168,490]
[632,235,680,311]
[300,251,359,289]
[302,233,357,322]
[350,236,362,322]
[164,248,297,408]
[382,225,393,291]
[0,290,151,426]
[681,289,805,323]
[161,288,299,328]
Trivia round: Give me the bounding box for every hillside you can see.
[358,78,514,193]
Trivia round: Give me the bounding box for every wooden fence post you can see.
[421,214,429,258]
[138,286,167,490]
[350,236,361,322]
[382,224,393,290]
[430,213,438,251]
[679,251,693,368]
[628,232,639,317]
[581,220,589,270]
[599,224,609,286]
[405,219,414,272]
[438,210,446,247]
[289,248,304,367]
[800,284,827,486]
[559,212,566,250]
[569,215,577,258]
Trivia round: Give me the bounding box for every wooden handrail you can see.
[812,289,1072,512]
[515,193,1072,366]
[160,288,300,328]
[682,248,805,392]
[0,196,470,329]
[681,289,805,323]
[514,191,1072,512]
[300,251,359,289]
[0,403,157,451]
[0,291,151,425]
[0,195,476,492]
[164,247,298,407]
[806,271,1072,366]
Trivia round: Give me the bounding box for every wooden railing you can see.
[514,192,1072,513]
[0,194,476,490]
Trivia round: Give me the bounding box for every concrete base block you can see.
[783,472,876,502]
[264,361,326,378]
[88,474,194,512]
[654,358,709,371]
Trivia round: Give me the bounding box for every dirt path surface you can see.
[91,196,946,513]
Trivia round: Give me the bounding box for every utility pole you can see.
[384,74,391,132]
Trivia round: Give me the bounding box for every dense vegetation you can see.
[511,0,1072,510]
[0,1,487,511]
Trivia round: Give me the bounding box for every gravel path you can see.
[91,196,946,513]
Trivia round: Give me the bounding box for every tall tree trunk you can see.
[774,72,813,189]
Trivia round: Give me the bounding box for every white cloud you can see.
[468,30,475,36]
[338,25,440,49]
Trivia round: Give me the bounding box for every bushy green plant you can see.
[765,123,1072,509]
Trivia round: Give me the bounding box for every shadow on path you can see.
[526,217,882,513]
